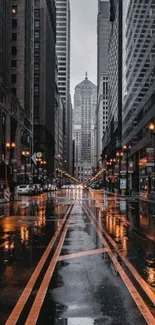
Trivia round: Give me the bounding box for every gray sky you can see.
[70,0,98,101]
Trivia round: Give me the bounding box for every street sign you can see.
[31,153,37,166]
[36,152,42,158]
[120,178,126,190]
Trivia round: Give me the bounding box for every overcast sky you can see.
[70,0,98,101]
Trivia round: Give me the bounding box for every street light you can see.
[6,142,16,149]
[116,151,124,193]
[6,142,16,187]
[36,157,42,179]
[123,145,131,195]
[40,160,47,179]
[22,150,30,183]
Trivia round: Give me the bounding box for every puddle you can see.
[56,318,112,325]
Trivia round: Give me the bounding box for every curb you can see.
[104,191,155,204]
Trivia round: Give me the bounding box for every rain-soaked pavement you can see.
[0,189,155,324]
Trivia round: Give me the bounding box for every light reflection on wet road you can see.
[89,190,155,290]
[0,189,154,324]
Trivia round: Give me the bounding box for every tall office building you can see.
[0,0,12,164]
[122,0,155,192]
[55,0,71,172]
[73,74,97,182]
[105,0,122,157]
[96,0,109,164]
[33,0,56,177]
[0,1,34,184]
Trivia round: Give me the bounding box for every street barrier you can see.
[4,187,10,202]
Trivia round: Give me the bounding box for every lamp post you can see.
[123,145,131,195]
[148,122,155,194]
[40,160,47,179]
[36,157,42,179]
[6,142,16,184]
[116,151,123,193]
[6,142,16,166]
[22,150,30,183]
[6,142,16,196]
[110,158,116,192]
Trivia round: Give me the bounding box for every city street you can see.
[0,189,154,324]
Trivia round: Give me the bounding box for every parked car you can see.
[34,184,43,194]
[61,184,69,189]
[43,184,48,192]
[16,185,30,195]
[51,184,57,191]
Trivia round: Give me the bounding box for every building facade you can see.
[0,0,34,187]
[102,0,122,159]
[96,1,109,164]
[55,0,71,172]
[122,0,155,193]
[11,0,34,182]
[73,74,97,182]
[33,0,56,178]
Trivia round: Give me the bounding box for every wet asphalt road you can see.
[0,189,154,324]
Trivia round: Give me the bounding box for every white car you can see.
[51,184,57,191]
[61,185,68,189]
[16,185,30,195]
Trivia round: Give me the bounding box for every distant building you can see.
[73,74,97,182]
[96,0,109,164]
[55,0,71,172]
[33,0,56,177]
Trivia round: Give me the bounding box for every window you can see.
[34,86,39,92]
[11,74,17,83]
[35,0,40,5]
[12,6,17,15]
[34,9,40,17]
[11,60,16,68]
[34,20,40,27]
[12,33,17,41]
[12,19,17,29]
[12,88,16,96]
[11,46,17,55]
[34,42,39,49]
[35,31,39,38]
[34,64,39,71]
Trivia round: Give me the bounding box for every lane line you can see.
[58,247,109,261]
[5,203,73,325]
[25,218,69,324]
[83,204,155,325]
[93,206,155,304]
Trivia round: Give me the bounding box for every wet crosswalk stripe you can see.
[58,247,110,261]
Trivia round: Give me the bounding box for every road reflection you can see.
[0,193,69,276]
[89,190,155,288]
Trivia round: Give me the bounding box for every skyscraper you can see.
[106,0,122,156]
[122,0,155,192]
[73,74,97,182]
[11,0,34,180]
[55,0,71,171]
[96,0,109,163]
[0,1,34,184]
[33,0,56,177]
[0,0,12,165]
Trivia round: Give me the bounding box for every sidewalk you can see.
[104,190,155,204]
